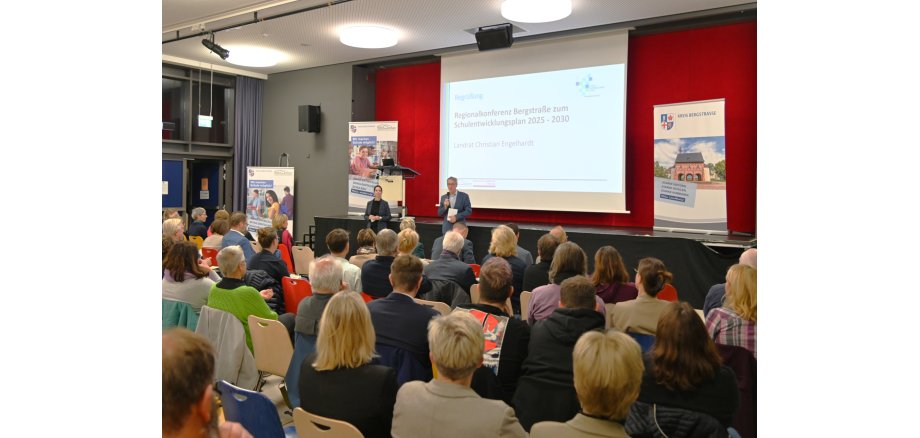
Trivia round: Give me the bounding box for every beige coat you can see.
[531,414,630,438]
[610,294,670,335]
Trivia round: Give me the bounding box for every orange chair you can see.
[282,277,313,314]
[201,247,219,266]
[657,283,678,302]
[469,263,481,277]
[278,245,295,274]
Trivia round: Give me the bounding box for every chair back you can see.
[217,380,286,438]
[520,291,533,321]
[359,292,376,303]
[349,253,374,269]
[413,298,451,316]
[162,299,199,331]
[717,343,757,438]
[278,244,296,274]
[251,240,262,253]
[195,307,259,389]
[656,283,678,302]
[291,246,315,276]
[282,277,313,314]
[423,279,472,309]
[695,308,705,322]
[188,235,204,250]
[248,316,294,377]
[201,247,219,266]
[286,333,317,409]
[604,303,616,329]
[293,407,363,438]
[470,284,480,303]
[469,263,481,277]
[627,332,656,353]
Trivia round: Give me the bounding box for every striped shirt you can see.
[705,306,756,358]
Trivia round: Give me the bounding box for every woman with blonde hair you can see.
[299,291,397,438]
[272,213,294,255]
[482,225,528,314]
[706,264,757,357]
[397,228,427,265]
[163,218,185,243]
[591,246,638,304]
[399,217,426,258]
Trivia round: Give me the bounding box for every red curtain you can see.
[375,21,756,233]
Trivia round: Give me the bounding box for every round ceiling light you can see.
[339,25,398,49]
[224,46,284,67]
[501,0,572,23]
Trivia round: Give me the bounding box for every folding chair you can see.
[188,235,204,250]
[520,291,533,321]
[413,298,451,316]
[656,283,678,302]
[282,277,313,314]
[293,407,363,438]
[217,380,297,438]
[201,247,219,266]
[469,263,481,277]
[248,315,294,401]
[279,244,296,274]
[291,246,315,276]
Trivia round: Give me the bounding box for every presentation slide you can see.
[445,64,625,194]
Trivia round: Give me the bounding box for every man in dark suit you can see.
[424,231,477,294]
[367,255,440,385]
[430,222,476,264]
[438,176,472,234]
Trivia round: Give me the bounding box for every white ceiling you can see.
[162,0,755,75]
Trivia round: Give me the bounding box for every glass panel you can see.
[191,81,234,144]
[162,77,188,141]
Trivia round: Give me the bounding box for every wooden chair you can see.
[201,247,219,266]
[278,244,296,274]
[291,246,315,276]
[520,291,533,321]
[188,235,204,250]
[695,308,705,322]
[282,277,313,314]
[414,298,451,316]
[293,407,363,438]
[247,315,294,399]
[604,303,616,329]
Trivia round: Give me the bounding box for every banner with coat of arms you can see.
[653,99,727,233]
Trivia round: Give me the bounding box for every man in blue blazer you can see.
[221,212,256,263]
[438,176,472,234]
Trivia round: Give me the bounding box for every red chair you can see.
[278,245,296,274]
[282,277,313,314]
[657,283,678,302]
[201,247,219,266]
[469,264,481,277]
[359,292,376,304]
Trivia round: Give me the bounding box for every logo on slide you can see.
[660,114,674,130]
[350,125,357,133]
[575,74,603,96]
[248,168,255,177]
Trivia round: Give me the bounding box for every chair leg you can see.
[255,371,267,392]
[279,380,293,410]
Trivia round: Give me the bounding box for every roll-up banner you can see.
[347,121,399,215]
[245,167,296,236]
[653,99,727,234]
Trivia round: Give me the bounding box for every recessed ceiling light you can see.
[501,0,572,23]
[339,25,398,49]
[224,46,284,67]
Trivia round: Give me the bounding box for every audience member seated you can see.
[456,257,530,406]
[208,209,230,237]
[248,227,290,286]
[163,328,252,438]
[272,213,294,255]
[350,228,378,268]
[324,228,362,292]
[482,225,528,314]
[530,329,644,438]
[363,229,431,298]
[513,276,607,431]
[366,255,440,385]
[610,257,673,335]
[591,246,638,304]
[164,217,186,243]
[522,233,559,293]
[163,208,180,222]
[528,242,605,323]
[423,231,476,294]
[391,312,527,438]
[504,223,534,266]
[430,222,476,264]
[706,264,757,358]
[299,291,397,438]
[163,241,221,312]
[221,212,256,263]
[399,217,426,258]
[206,246,279,352]
[704,248,757,316]
[202,219,229,249]
[626,302,739,435]
[397,228,428,265]
[550,225,568,243]
[187,207,209,241]
[163,236,176,273]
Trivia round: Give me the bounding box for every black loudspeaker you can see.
[475,23,514,51]
[298,105,322,133]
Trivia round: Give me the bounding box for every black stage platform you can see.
[314,215,755,309]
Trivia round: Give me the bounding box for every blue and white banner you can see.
[347,122,398,215]
[245,167,296,235]
[653,99,727,233]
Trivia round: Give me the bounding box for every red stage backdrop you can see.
[376,21,756,233]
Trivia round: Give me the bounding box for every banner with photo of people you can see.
[347,121,398,215]
[653,99,727,233]
[245,166,295,236]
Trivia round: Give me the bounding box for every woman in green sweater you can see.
[207,245,278,351]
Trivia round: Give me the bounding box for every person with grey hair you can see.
[438,176,473,234]
[362,229,432,298]
[423,231,476,294]
[391,312,527,438]
[430,222,476,264]
[187,207,209,240]
[295,256,347,349]
[207,246,279,352]
[703,248,757,316]
[163,218,185,243]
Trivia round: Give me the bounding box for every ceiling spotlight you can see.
[202,34,230,60]
[339,26,398,49]
[501,0,572,23]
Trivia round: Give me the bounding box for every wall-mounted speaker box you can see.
[475,23,514,51]
[298,105,322,133]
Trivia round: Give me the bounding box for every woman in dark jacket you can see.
[363,185,392,233]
